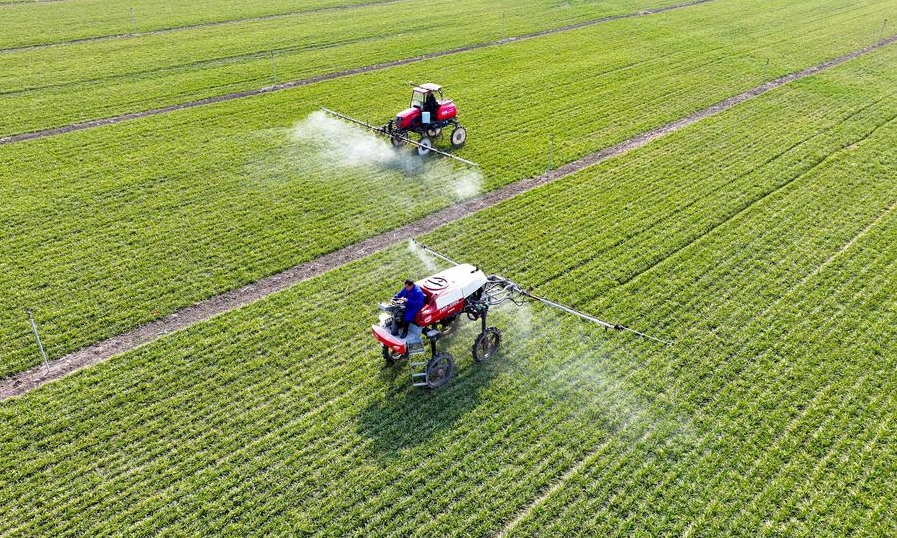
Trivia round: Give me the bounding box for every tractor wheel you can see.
[425,352,454,389]
[417,137,433,156]
[472,327,501,362]
[450,127,467,147]
[382,345,405,367]
[426,126,442,138]
[391,134,404,147]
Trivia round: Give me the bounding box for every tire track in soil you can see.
[0,0,715,145]
[2,35,895,400]
[0,0,411,53]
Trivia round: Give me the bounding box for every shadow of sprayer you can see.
[356,346,504,461]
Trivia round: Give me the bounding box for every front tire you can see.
[417,137,433,156]
[450,127,467,147]
[382,345,404,366]
[426,352,454,388]
[426,126,442,138]
[472,327,501,362]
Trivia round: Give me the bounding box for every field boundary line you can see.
[0,0,716,145]
[0,0,62,5]
[2,35,895,400]
[0,0,411,53]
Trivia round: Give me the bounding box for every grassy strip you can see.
[1,40,896,535]
[511,206,897,535]
[1,0,894,378]
[0,0,694,134]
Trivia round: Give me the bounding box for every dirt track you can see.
[0,0,714,146]
[3,34,894,400]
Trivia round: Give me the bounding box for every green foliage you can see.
[1,30,896,536]
[0,0,393,47]
[2,0,896,378]
[0,0,691,134]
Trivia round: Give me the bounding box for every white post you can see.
[130,7,137,34]
[270,51,277,83]
[26,309,49,372]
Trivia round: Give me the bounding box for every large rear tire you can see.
[417,137,433,156]
[450,127,467,147]
[472,327,501,362]
[426,352,454,389]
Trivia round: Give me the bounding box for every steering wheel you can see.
[424,276,449,290]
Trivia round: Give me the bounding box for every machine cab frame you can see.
[410,83,445,113]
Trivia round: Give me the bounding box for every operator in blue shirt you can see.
[394,279,425,338]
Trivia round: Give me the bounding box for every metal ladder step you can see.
[410,361,428,387]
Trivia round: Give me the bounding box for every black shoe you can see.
[400,329,408,339]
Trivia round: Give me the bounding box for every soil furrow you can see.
[2,35,894,400]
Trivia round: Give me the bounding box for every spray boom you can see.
[321,107,479,167]
[413,241,673,345]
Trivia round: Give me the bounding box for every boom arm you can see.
[414,241,673,345]
[321,107,479,167]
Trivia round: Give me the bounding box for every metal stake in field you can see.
[880,19,888,42]
[130,7,137,34]
[26,309,50,372]
[270,51,277,84]
[762,58,769,84]
[502,13,506,40]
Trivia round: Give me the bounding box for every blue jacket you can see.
[394,284,426,323]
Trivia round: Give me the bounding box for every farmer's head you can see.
[404,279,414,290]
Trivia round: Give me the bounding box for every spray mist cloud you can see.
[291,111,484,201]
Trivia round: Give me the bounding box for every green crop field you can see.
[0,0,694,135]
[1,0,894,378]
[1,0,896,535]
[0,0,400,47]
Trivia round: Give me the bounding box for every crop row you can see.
[2,0,894,379]
[0,0,695,135]
[2,0,893,135]
[425,50,897,308]
[508,194,897,535]
[1,39,896,535]
[0,0,397,49]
